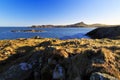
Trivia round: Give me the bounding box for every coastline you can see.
[31,22,112,28]
[0,26,120,80]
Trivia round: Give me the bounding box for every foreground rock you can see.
[90,72,118,80]
[86,26,120,39]
[0,38,120,80]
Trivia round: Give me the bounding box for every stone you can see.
[90,72,119,80]
[53,64,65,80]
[0,53,40,80]
[19,63,32,71]
[33,36,41,39]
[0,63,32,80]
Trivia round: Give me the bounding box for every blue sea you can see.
[0,27,95,40]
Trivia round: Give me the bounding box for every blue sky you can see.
[0,0,120,26]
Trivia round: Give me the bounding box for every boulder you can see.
[0,53,40,80]
[0,62,32,80]
[53,64,65,80]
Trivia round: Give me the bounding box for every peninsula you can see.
[31,22,111,28]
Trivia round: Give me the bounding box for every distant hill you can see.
[89,23,108,27]
[67,22,88,27]
[31,22,114,28]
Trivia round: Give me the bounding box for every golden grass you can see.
[0,38,120,79]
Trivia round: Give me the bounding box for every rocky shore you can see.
[0,37,120,80]
[86,26,120,39]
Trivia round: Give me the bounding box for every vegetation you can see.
[0,38,120,80]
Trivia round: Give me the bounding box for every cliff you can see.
[0,38,120,80]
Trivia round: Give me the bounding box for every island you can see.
[11,29,45,33]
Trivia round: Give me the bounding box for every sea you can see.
[0,27,95,40]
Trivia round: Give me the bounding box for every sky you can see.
[0,0,120,26]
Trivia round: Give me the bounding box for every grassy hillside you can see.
[0,38,120,80]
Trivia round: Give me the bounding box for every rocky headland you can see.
[87,26,120,39]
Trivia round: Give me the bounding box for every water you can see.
[0,27,95,40]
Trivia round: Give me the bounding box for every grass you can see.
[0,38,120,79]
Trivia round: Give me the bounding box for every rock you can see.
[90,72,119,80]
[41,65,53,80]
[33,36,42,39]
[0,62,33,80]
[0,38,120,80]
[19,63,32,70]
[34,71,40,80]
[0,53,40,80]
[39,41,52,47]
[33,67,41,80]
[86,26,120,39]
[53,64,65,80]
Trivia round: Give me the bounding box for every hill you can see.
[31,22,111,28]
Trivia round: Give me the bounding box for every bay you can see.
[0,27,95,40]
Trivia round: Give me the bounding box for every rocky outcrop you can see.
[86,26,120,39]
[0,38,120,80]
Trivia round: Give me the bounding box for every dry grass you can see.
[0,38,120,79]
